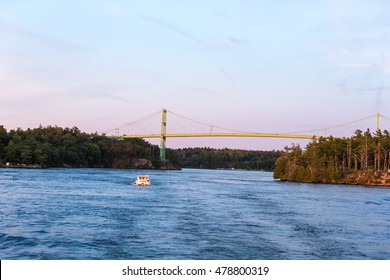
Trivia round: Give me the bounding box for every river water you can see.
[0,168,389,260]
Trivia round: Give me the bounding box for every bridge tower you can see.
[160,108,167,161]
[376,112,380,132]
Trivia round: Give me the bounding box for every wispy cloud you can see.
[0,20,88,52]
[337,78,349,94]
[180,85,219,96]
[354,86,390,110]
[216,65,235,82]
[340,62,372,68]
[90,93,131,104]
[226,37,248,45]
[320,0,390,76]
[335,80,390,110]
[138,14,206,45]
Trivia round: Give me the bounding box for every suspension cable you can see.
[103,109,162,135]
[284,114,377,135]
[167,110,251,134]
[379,113,390,121]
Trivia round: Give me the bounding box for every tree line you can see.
[273,129,390,185]
[175,147,282,171]
[0,125,173,168]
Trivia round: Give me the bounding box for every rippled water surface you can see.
[1,168,389,259]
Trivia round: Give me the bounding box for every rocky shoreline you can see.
[342,171,390,187]
[278,170,390,187]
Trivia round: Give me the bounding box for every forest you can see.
[0,125,281,171]
[175,147,282,171]
[273,129,390,186]
[0,125,180,169]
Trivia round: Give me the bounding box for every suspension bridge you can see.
[103,109,390,161]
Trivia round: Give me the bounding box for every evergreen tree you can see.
[273,129,390,185]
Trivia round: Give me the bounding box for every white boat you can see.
[134,175,151,187]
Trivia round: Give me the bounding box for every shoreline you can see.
[0,164,45,169]
[0,164,181,171]
[276,170,390,188]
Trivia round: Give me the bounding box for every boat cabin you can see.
[134,175,151,187]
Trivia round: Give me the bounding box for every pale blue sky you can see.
[1,0,390,149]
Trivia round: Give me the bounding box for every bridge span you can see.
[105,109,386,161]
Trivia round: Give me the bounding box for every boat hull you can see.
[134,175,151,187]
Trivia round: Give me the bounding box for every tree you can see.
[273,128,390,185]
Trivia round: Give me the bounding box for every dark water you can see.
[1,168,389,260]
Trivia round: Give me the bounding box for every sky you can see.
[1,0,390,150]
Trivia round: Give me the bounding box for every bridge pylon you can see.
[376,112,380,132]
[160,108,167,161]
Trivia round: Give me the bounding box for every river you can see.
[0,168,389,260]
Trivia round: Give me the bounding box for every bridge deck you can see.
[113,133,321,140]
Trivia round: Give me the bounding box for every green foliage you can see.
[0,125,165,168]
[273,129,390,184]
[175,148,282,171]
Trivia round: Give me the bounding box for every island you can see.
[273,129,390,187]
[0,125,180,170]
